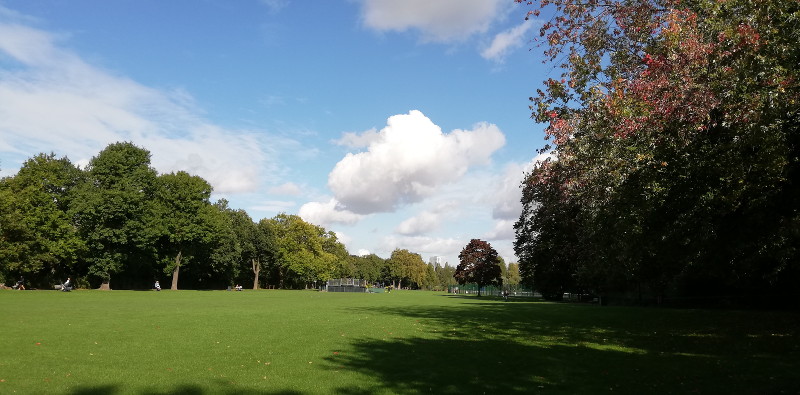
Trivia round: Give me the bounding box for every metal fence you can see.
[448,284,539,298]
[326,278,368,293]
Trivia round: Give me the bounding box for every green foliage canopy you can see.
[514,0,800,303]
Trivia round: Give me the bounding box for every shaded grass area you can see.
[0,290,797,394]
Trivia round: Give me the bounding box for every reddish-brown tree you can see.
[514,0,800,303]
[455,239,502,297]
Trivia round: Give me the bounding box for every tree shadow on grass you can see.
[70,384,120,395]
[67,382,302,395]
[328,299,800,394]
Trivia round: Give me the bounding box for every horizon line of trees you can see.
[0,142,522,291]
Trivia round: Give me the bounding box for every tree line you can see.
[513,0,799,305]
[0,142,523,291]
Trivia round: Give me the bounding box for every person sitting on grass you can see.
[155,281,161,291]
[62,277,71,292]
[235,284,243,291]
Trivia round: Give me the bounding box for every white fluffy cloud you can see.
[0,20,281,194]
[396,211,441,236]
[380,235,465,261]
[481,20,534,62]
[395,201,458,236]
[357,0,506,43]
[329,110,505,214]
[298,198,364,226]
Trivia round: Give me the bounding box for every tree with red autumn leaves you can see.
[514,0,800,304]
[455,239,503,297]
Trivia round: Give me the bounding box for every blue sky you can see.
[0,0,552,266]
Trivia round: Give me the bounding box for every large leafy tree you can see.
[250,218,276,289]
[436,264,458,290]
[70,142,159,289]
[515,0,800,301]
[506,262,522,286]
[386,248,427,289]
[154,171,221,290]
[210,200,277,289]
[455,239,502,296]
[349,253,387,284]
[207,200,245,287]
[422,263,440,290]
[0,153,85,287]
[266,213,346,288]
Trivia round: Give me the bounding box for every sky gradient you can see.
[0,0,552,266]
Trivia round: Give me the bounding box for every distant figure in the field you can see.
[14,277,25,290]
[62,277,71,292]
[235,284,243,291]
[502,290,509,301]
[155,281,161,291]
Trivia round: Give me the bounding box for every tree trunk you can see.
[98,279,111,290]
[252,258,260,290]
[171,250,182,290]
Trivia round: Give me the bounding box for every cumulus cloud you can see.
[329,110,505,214]
[0,19,284,194]
[395,201,458,236]
[357,0,506,43]
[396,211,441,236]
[298,198,364,226]
[481,20,534,62]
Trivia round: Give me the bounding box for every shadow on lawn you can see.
[68,382,302,395]
[325,298,799,394]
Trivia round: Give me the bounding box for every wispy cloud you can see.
[333,128,380,149]
[268,182,303,196]
[250,200,296,213]
[380,235,465,262]
[395,201,459,236]
[260,0,289,14]
[0,17,291,194]
[481,20,534,62]
[357,0,506,43]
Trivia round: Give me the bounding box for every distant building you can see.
[429,256,443,269]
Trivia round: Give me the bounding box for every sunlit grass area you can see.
[0,290,798,394]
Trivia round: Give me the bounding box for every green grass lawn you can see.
[0,290,798,394]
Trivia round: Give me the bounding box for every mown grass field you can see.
[0,289,798,394]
